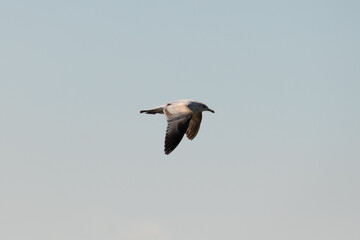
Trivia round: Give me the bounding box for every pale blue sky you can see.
[1,1,359,239]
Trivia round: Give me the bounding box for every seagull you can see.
[140,99,215,155]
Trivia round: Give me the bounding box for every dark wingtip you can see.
[164,146,174,155]
[164,148,171,155]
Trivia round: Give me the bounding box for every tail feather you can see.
[140,109,156,114]
[140,106,165,114]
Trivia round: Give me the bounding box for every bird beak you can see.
[209,109,215,113]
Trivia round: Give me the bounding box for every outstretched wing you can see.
[164,104,193,155]
[186,112,202,140]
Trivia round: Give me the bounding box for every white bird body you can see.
[140,99,215,155]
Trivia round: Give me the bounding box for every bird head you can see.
[190,102,215,113]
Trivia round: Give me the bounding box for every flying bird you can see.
[140,99,215,155]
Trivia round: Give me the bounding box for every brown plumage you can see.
[186,113,202,140]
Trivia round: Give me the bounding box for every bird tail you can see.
[140,106,165,114]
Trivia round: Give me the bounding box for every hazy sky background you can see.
[1,1,359,239]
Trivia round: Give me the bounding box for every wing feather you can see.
[186,112,202,140]
[163,103,193,155]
